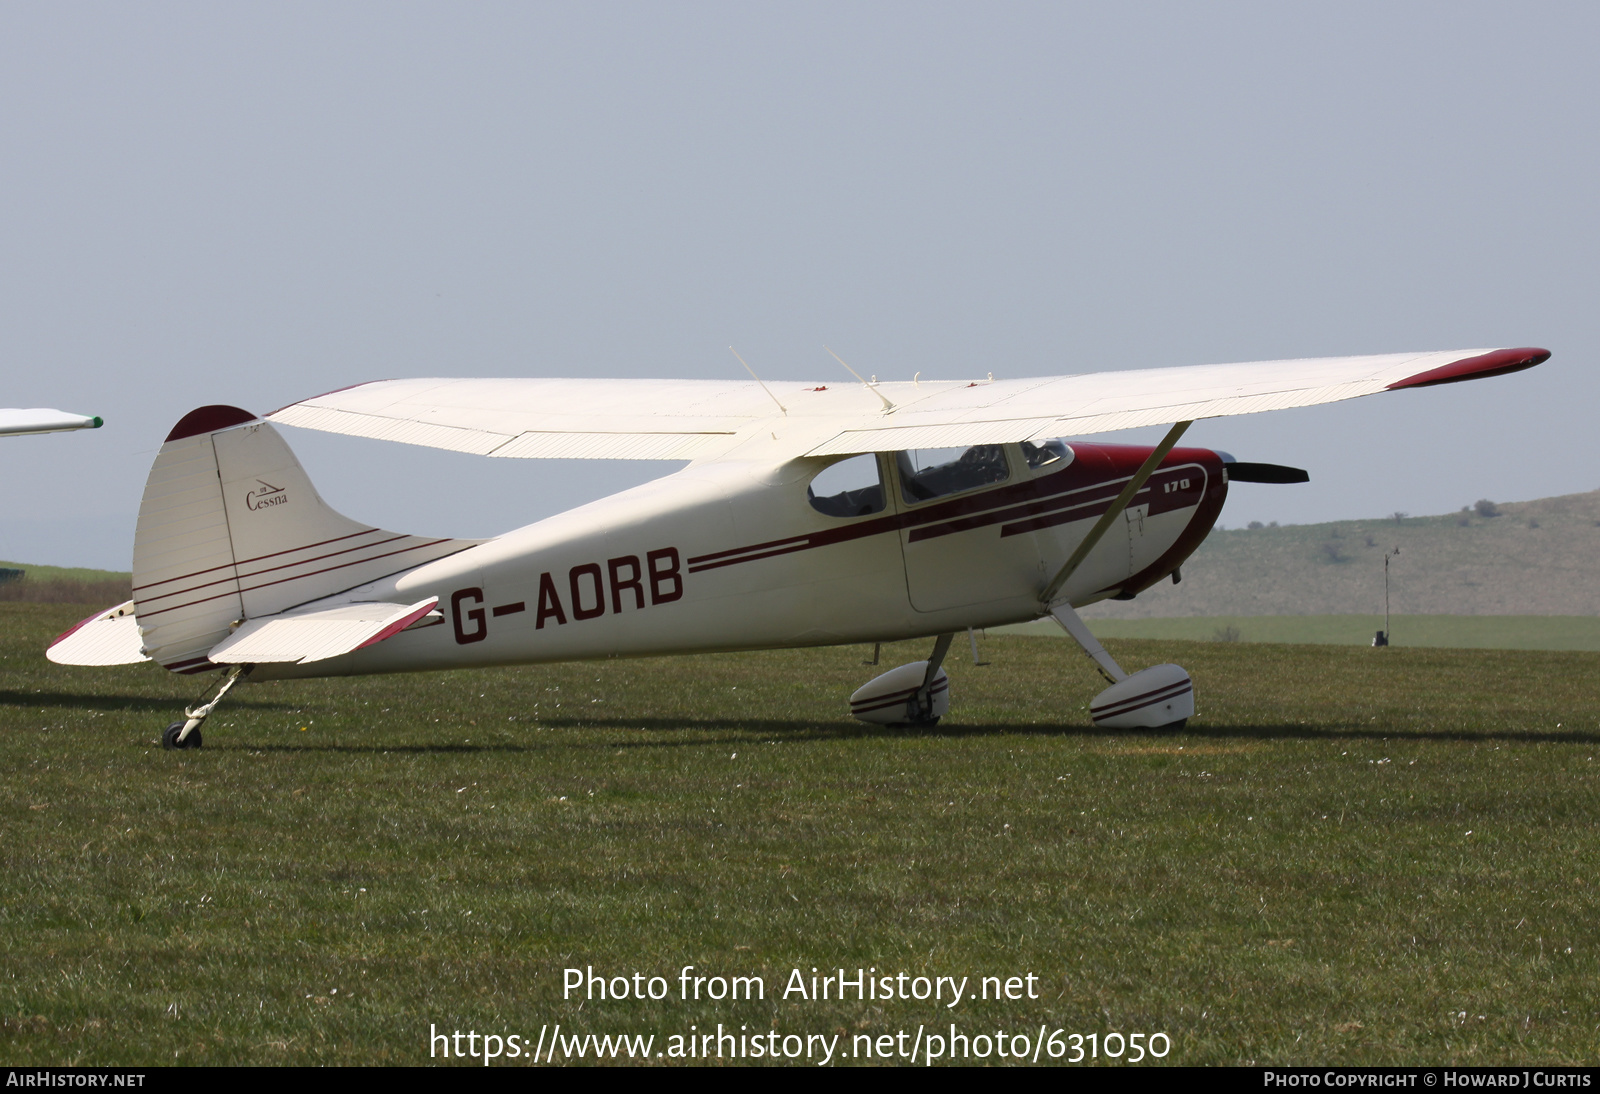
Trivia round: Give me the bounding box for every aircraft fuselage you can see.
[251,441,1227,680]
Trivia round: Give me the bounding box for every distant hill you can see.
[1081,488,1600,620]
[0,560,131,605]
[0,560,131,584]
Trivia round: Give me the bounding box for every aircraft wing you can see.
[266,347,1547,461]
[0,409,102,437]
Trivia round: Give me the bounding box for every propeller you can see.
[1222,460,1310,484]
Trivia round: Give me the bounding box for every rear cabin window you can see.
[897,445,1010,504]
[808,454,886,517]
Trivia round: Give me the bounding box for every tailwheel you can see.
[162,721,203,750]
[161,663,251,752]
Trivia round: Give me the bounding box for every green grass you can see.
[3,603,1598,1066]
[1000,614,1600,651]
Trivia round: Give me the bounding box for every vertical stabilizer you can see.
[133,406,480,673]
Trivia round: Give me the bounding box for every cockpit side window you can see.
[808,454,887,518]
[1021,438,1072,471]
[896,445,1010,504]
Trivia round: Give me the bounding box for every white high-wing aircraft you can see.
[0,408,102,437]
[48,346,1546,750]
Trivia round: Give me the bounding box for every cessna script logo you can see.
[245,480,288,510]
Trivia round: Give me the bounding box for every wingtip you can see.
[1387,347,1550,391]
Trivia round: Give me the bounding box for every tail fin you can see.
[134,405,480,673]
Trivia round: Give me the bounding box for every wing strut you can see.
[1038,420,1192,607]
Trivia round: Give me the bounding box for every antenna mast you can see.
[728,347,787,416]
[825,346,895,413]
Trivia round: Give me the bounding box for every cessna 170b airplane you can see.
[48,346,1546,749]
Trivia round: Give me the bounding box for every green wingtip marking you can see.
[90,417,103,428]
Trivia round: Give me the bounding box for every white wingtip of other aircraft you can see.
[0,409,103,438]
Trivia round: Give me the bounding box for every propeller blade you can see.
[1224,461,1310,484]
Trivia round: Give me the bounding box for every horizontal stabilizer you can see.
[207,597,439,665]
[48,601,150,666]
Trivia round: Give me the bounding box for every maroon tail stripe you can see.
[137,534,415,607]
[138,539,460,618]
[134,528,388,592]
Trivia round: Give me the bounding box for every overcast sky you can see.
[2,2,1594,570]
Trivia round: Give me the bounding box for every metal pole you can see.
[1383,547,1400,645]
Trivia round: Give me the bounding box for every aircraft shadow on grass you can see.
[210,715,1600,753]
[570,717,1600,747]
[0,690,300,715]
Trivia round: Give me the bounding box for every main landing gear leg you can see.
[1049,604,1193,731]
[906,632,955,726]
[163,664,252,750]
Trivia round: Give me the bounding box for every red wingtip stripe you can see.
[356,598,441,651]
[1387,347,1549,391]
[165,405,258,442]
[50,607,109,648]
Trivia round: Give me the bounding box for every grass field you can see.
[3,602,1598,1066]
[1000,614,1600,651]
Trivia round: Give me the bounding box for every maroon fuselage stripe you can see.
[688,446,1217,575]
